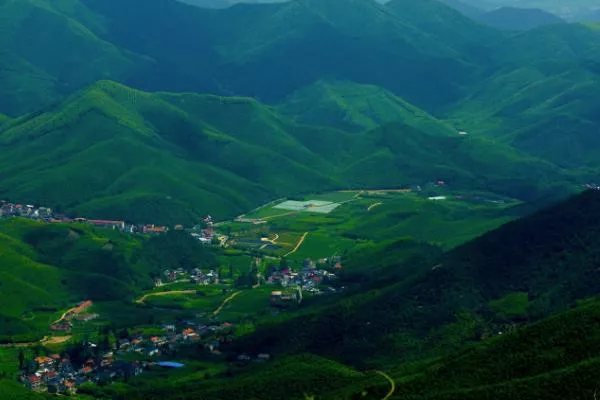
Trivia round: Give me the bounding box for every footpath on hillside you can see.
[213,291,241,316]
[283,232,309,257]
[135,290,197,304]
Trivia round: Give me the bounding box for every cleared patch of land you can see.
[274,200,341,214]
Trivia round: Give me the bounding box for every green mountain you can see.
[477,6,565,30]
[0,80,575,223]
[0,0,499,115]
[450,23,600,169]
[0,0,149,116]
[0,81,331,224]
[278,80,454,134]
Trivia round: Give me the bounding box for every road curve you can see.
[284,232,309,257]
[135,290,197,304]
[374,370,395,400]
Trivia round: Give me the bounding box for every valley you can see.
[1,0,600,398]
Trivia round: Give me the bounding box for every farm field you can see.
[221,190,519,266]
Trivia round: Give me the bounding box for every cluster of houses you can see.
[23,319,244,394]
[0,201,52,219]
[0,199,226,246]
[160,268,221,286]
[267,258,340,291]
[22,353,143,394]
[116,321,235,358]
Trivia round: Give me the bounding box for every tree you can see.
[18,349,25,370]
[279,257,288,270]
[101,335,110,352]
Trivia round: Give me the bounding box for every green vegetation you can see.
[0,219,216,341]
[228,190,518,269]
[0,81,572,224]
[3,0,600,398]
[234,190,600,369]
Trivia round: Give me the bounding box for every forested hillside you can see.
[235,190,600,366]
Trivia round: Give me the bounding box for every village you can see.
[4,192,361,396]
[0,200,222,244]
[21,313,273,395]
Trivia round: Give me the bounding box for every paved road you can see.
[374,370,396,400]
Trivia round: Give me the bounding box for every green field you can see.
[223,190,519,266]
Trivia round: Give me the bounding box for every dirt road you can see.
[213,291,242,316]
[0,335,72,348]
[368,202,382,211]
[135,290,197,304]
[283,232,309,257]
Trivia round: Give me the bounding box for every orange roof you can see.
[183,328,195,334]
[34,356,53,364]
[82,367,93,374]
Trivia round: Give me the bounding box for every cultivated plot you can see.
[273,200,341,214]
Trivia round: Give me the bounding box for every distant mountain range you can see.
[1,0,599,224]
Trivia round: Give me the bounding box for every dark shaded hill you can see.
[236,190,600,366]
[79,0,487,111]
[0,0,503,115]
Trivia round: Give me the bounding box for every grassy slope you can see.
[0,218,143,341]
[0,218,216,341]
[88,354,371,400]
[278,80,454,135]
